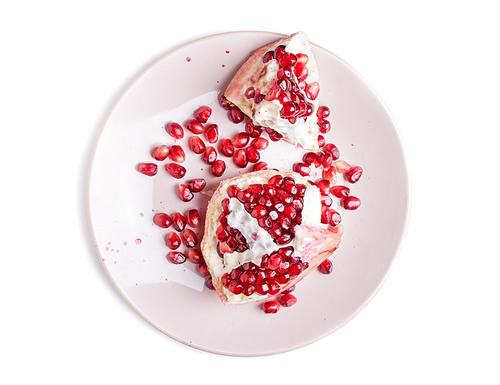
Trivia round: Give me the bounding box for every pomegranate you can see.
[224,32,321,150]
[200,170,341,305]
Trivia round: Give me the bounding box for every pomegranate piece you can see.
[188,136,206,154]
[171,212,187,231]
[165,163,186,179]
[137,163,157,176]
[263,300,281,314]
[186,209,200,227]
[178,184,194,202]
[344,165,363,183]
[218,139,234,157]
[153,213,172,228]
[164,122,184,139]
[318,258,333,274]
[169,145,185,163]
[152,145,170,161]
[279,293,297,307]
[211,159,226,177]
[204,124,219,144]
[202,146,217,165]
[165,232,181,250]
[185,119,205,134]
[193,105,212,123]
[341,196,361,210]
[186,178,206,193]
[167,251,186,264]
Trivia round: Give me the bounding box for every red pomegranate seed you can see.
[153,213,171,228]
[319,152,333,169]
[232,132,250,148]
[218,138,234,157]
[330,185,350,198]
[188,136,206,154]
[169,145,185,163]
[321,194,333,207]
[165,232,181,250]
[198,262,210,277]
[245,146,260,163]
[186,209,200,227]
[137,163,157,176]
[341,196,361,210]
[263,300,280,314]
[329,209,342,226]
[211,159,226,177]
[165,163,186,179]
[185,248,202,264]
[250,137,269,150]
[262,50,274,63]
[152,145,170,161]
[233,148,248,168]
[305,82,320,100]
[181,229,198,248]
[219,95,231,110]
[202,146,217,165]
[178,184,194,202]
[164,122,184,139]
[318,119,331,134]
[316,179,331,194]
[296,53,309,64]
[344,166,363,183]
[186,119,204,134]
[186,178,206,192]
[204,124,219,143]
[205,277,215,290]
[166,251,186,264]
[294,63,308,82]
[322,167,337,184]
[266,128,283,142]
[228,106,245,123]
[245,121,263,137]
[279,293,297,307]
[293,162,310,176]
[323,143,340,160]
[318,259,333,274]
[317,106,331,119]
[280,101,299,118]
[302,152,320,167]
[227,185,240,198]
[252,161,268,171]
[171,212,186,231]
[332,160,351,174]
[321,205,331,224]
[193,105,212,123]
[244,86,255,99]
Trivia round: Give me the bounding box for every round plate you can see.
[87,31,410,356]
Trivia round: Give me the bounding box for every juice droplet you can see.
[186,57,191,62]
[135,239,142,245]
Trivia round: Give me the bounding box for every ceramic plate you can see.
[87,31,410,356]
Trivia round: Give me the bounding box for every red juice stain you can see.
[135,239,142,245]
[226,50,230,53]
[186,57,191,62]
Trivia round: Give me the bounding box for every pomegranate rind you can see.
[224,32,321,150]
[200,170,341,305]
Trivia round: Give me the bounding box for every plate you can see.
[87,31,410,356]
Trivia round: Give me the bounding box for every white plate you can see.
[87,31,410,356]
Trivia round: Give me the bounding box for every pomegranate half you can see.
[224,31,321,150]
[201,170,341,305]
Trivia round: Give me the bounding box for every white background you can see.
[2,1,499,384]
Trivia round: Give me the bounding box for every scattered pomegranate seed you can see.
[186,209,200,227]
[245,146,260,163]
[204,124,219,144]
[293,162,310,176]
[303,152,320,167]
[228,105,245,123]
[323,143,340,160]
[332,160,351,173]
[233,148,248,168]
[186,119,205,134]
[169,145,185,163]
[263,300,281,314]
[218,138,234,157]
[152,145,170,161]
[166,251,186,264]
[250,137,269,150]
[279,293,297,307]
[171,212,187,231]
[188,136,206,154]
[322,167,337,184]
[185,248,202,264]
[219,95,231,110]
[344,166,363,183]
[165,232,181,250]
[178,184,194,202]
[316,179,331,195]
[186,178,206,192]
[153,213,172,228]
[164,122,184,139]
[245,121,263,137]
[252,161,268,171]
[329,209,342,226]
[341,196,361,210]
[317,135,326,148]
[181,229,198,248]
[318,259,333,274]
[318,119,331,134]
[137,163,158,176]
[193,105,212,123]
[319,152,333,169]
[211,159,226,177]
[202,146,217,165]
[316,106,331,119]
[165,163,186,179]
[330,185,350,198]
[266,128,283,142]
[232,132,250,148]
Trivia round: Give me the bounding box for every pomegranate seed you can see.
[165,232,181,250]
[171,212,186,231]
[245,121,263,137]
[186,178,206,192]
[293,162,310,176]
[137,163,157,176]
[321,205,331,224]
[318,259,333,274]
[263,300,280,314]
[186,119,204,134]
[164,122,184,139]
[205,277,215,290]
[153,213,171,228]
[322,167,337,184]
[186,209,200,227]
[233,148,248,168]
[266,128,283,142]
[219,95,231,110]
[317,135,326,148]
[198,262,210,277]
[317,106,331,119]
[193,105,212,123]
[252,161,268,171]
[332,160,351,174]
[245,146,260,163]
[218,139,234,157]
[152,145,170,161]
[341,196,361,210]
[280,101,299,118]
[305,82,320,100]
[188,136,206,154]
[165,163,186,179]
[181,229,198,248]
[320,152,333,169]
[318,119,331,134]
[262,51,274,63]
[323,143,340,160]
[166,251,186,264]
[296,53,309,64]
[244,87,256,99]
[204,124,219,143]
[332,224,345,237]
[178,184,194,202]
[202,146,217,165]
[250,137,269,150]
[228,106,245,123]
[316,179,331,194]
[185,248,202,264]
[303,152,320,167]
[329,209,342,226]
[294,63,309,82]
[227,185,240,198]
[232,132,250,148]
[279,293,297,307]
[228,280,244,294]
[211,159,226,177]
[169,145,185,163]
[344,166,363,183]
[330,185,350,198]
[321,194,333,207]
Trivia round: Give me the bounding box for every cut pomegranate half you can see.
[200,170,341,305]
[224,32,321,150]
